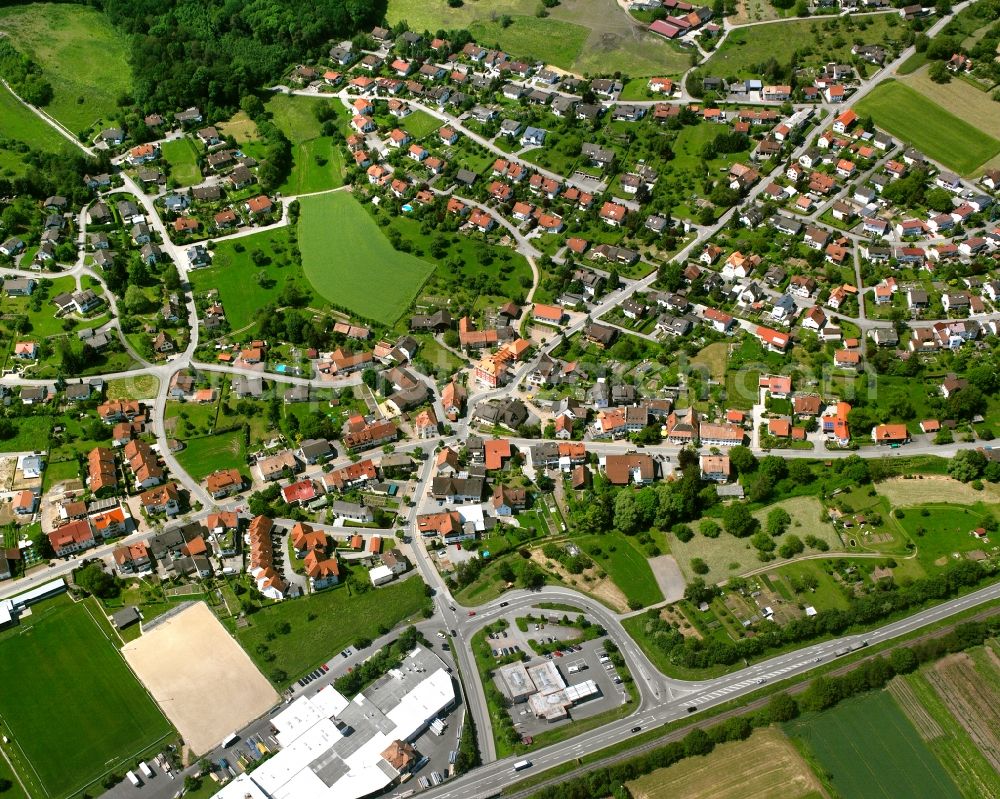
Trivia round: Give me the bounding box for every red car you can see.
[553,651,563,657]
[467,611,476,617]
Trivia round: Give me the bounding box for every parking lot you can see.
[491,610,632,739]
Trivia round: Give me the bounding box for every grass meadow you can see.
[854,80,1000,176]
[784,691,962,799]
[266,94,344,195]
[0,83,70,176]
[297,192,433,324]
[235,576,427,687]
[0,4,133,134]
[161,137,203,187]
[175,430,248,482]
[0,596,172,798]
[576,532,664,607]
[189,226,320,330]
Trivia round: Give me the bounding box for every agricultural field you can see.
[876,475,1000,507]
[188,226,320,331]
[160,137,203,187]
[266,93,344,195]
[0,596,172,799]
[575,532,664,607]
[234,576,427,688]
[175,430,248,482]
[627,727,824,799]
[891,664,1000,799]
[0,4,133,134]
[900,65,1000,151]
[854,80,1000,176]
[297,192,434,324]
[0,84,70,176]
[784,690,963,799]
[469,17,591,72]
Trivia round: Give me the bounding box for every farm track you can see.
[887,677,943,740]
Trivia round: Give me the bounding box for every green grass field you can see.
[161,137,203,187]
[266,94,344,195]
[0,597,172,798]
[0,415,52,453]
[188,226,320,330]
[175,431,247,482]
[784,691,962,799]
[236,576,427,687]
[706,14,899,78]
[297,192,433,324]
[854,80,1000,176]
[470,17,589,71]
[0,4,133,134]
[576,532,663,607]
[0,83,70,175]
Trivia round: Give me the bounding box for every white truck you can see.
[126,770,142,787]
[139,761,155,779]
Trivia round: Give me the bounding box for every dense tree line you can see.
[333,626,421,695]
[529,618,1000,799]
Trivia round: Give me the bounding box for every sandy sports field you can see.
[122,602,279,755]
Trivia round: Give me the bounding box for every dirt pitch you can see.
[627,727,826,799]
[876,476,1000,507]
[122,602,279,756]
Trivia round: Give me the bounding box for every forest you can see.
[5,0,386,113]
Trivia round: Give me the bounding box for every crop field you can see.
[0,596,172,798]
[854,80,1000,176]
[175,430,247,482]
[0,84,70,175]
[188,226,320,330]
[892,672,1000,799]
[297,192,433,324]
[161,137,203,187]
[901,66,1000,151]
[0,4,133,134]
[627,728,823,799]
[235,576,427,687]
[924,652,1000,772]
[575,532,663,607]
[785,691,962,799]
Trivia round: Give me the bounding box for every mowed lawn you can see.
[0,83,70,175]
[627,727,824,799]
[189,227,320,330]
[0,597,172,798]
[297,192,433,324]
[854,81,1000,176]
[784,691,962,799]
[161,137,203,187]
[175,430,247,482]
[266,94,344,195]
[0,4,133,133]
[236,577,427,687]
[576,532,663,607]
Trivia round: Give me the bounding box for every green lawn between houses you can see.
[160,137,203,187]
[0,3,133,135]
[784,691,963,799]
[297,192,434,324]
[266,93,345,195]
[854,80,1000,176]
[174,429,248,482]
[234,576,428,688]
[0,596,172,799]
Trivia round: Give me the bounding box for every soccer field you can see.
[0,596,172,798]
[784,691,962,799]
[854,80,1000,176]
[297,192,434,324]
